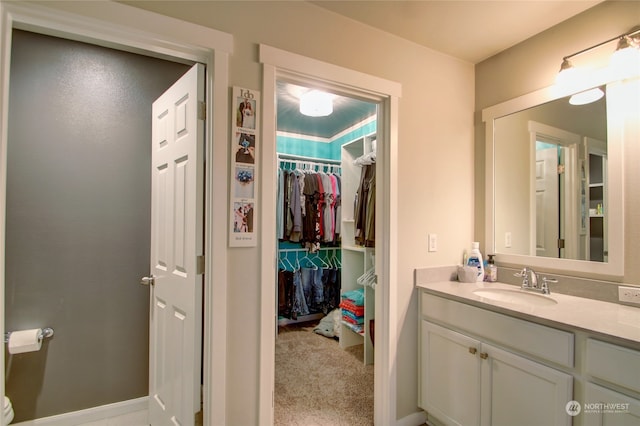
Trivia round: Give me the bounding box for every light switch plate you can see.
[505,232,512,248]
[428,234,437,252]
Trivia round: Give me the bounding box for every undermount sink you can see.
[472,288,558,307]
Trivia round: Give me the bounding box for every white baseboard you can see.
[397,410,427,426]
[12,397,148,426]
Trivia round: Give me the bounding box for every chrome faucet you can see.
[514,267,557,295]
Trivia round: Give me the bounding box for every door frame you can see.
[259,44,401,425]
[0,2,232,425]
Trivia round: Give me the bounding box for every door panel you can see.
[149,63,205,426]
[535,147,559,258]
[481,343,572,426]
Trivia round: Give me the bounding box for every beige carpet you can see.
[275,321,374,426]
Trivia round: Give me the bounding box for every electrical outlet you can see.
[618,286,640,305]
[428,234,437,252]
[505,232,512,248]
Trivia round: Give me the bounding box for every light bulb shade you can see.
[299,90,333,117]
[610,36,640,81]
[556,58,578,87]
[569,88,604,105]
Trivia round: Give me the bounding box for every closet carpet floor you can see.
[275,321,374,426]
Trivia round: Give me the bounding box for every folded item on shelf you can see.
[340,288,364,306]
[342,311,364,325]
[339,301,364,316]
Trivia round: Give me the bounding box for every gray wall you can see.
[5,29,189,421]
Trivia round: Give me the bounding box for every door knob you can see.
[140,275,155,286]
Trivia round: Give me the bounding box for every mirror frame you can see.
[482,72,628,277]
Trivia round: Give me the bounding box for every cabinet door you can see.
[480,343,573,426]
[583,383,640,426]
[421,321,481,426]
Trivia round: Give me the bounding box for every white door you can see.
[147,63,205,426]
[535,147,559,258]
[421,321,481,426]
[480,343,573,426]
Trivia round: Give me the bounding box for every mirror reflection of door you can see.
[535,144,559,258]
[531,124,580,260]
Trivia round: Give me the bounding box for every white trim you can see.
[0,2,231,425]
[260,45,401,99]
[396,410,428,426]
[11,397,148,426]
[259,44,401,426]
[276,130,331,144]
[259,61,278,426]
[332,114,377,141]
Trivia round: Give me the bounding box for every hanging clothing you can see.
[278,261,341,319]
[355,163,376,247]
[277,158,341,247]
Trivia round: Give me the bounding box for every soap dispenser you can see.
[485,254,497,282]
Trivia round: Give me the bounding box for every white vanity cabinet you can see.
[419,292,574,426]
[582,339,640,426]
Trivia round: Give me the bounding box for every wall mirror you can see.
[483,75,638,277]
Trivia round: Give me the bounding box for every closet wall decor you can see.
[229,86,259,247]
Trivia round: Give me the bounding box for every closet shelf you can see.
[343,245,366,253]
[341,320,365,337]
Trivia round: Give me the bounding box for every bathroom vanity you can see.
[416,276,640,426]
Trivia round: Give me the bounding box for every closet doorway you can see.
[274,80,377,424]
[260,43,402,426]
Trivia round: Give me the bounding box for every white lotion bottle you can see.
[466,242,484,282]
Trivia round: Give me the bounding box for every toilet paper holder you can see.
[4,327,54,343]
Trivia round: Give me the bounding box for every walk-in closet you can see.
[274,80,377,425]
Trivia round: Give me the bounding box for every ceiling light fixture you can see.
[556,27,640,104]
[299,90,333,117]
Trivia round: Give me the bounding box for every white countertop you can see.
[416,280,640,345]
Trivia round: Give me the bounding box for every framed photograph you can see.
[229,87,259,247]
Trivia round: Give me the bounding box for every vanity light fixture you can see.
[299,90,333,117]
[610,34,640,80]
[557,27,640,104]
[568,87,604,105]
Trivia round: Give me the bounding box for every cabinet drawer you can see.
[421,292,574,367]
[586,339,640,394]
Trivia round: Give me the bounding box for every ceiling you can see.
[278,1,603,138]
[311,0,603,64]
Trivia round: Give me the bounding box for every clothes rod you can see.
[278,247,339,253]
[277,153,341,164]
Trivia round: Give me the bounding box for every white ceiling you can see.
[311,0,603,64]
